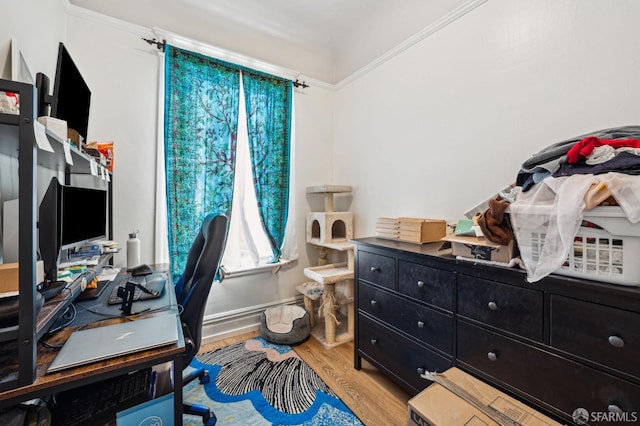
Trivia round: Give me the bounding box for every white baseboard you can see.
[200,296,303,345]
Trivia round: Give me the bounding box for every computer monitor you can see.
[60,185,107,251]
[50,42,91,142]
[39,177,107,281]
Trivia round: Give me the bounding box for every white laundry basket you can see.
[522,206,640,286]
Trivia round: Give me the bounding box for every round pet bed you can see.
[260,305,311,345]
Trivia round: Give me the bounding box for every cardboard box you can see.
[442,234,514,263]
[0,263,19,294]
[67,128,84,150]
[37,116,67,141]
[408,368,561,426]
[400,218,447,243]
[0,261,45,295]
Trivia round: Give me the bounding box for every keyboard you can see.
[107,273,166,305]
[50,367,152,426]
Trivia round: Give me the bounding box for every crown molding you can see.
[334,0,487,90]
[64,0,487,91]
[299,77,335,92]
[154,28,300,81]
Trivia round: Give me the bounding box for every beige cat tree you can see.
[297,185,355,348]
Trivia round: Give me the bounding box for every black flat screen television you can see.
[39,177,107,281]
[50,42,91,142]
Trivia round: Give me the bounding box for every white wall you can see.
[0,0,67,81]
[65,9,159,267]
[334,0,640,238]
[333,0,468,82]
[0,0,68,246]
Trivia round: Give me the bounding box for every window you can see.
[221,82,277,271]
[163,45,295,280]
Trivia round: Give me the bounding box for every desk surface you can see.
[0,268,185,409]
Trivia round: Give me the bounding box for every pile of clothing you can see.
[508,125,640,282]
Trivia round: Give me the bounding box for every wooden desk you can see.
[0,270,185,425]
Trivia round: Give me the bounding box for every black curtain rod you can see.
[142,37,166,52]
[144,37,307,89]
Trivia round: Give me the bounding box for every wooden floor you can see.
[199,331,412,426]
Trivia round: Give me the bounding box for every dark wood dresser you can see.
[353,237,640,424]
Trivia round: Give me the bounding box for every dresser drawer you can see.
[359,281,453,354]
[457,321,640,424]
[358,314,452,394]
[551,295,640,378]
[398,260,454,311]
[357,250,396,290]
[458,275,543,342]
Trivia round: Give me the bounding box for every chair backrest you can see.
[174,213,228,367]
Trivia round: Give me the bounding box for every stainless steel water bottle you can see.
[127,229,140,270]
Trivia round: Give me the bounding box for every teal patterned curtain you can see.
[242,71,292,261]
[164,45,240,278]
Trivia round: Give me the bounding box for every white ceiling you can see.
[69,0,469,83]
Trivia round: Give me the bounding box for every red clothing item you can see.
[567,136,640,163]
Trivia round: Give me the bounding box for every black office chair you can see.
[174,213,228,426]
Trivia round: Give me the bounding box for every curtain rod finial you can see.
[293,79,309,89]
[142,37,166,52]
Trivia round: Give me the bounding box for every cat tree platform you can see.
[296,281,354,348]
[299,184,355,348]
[303,262,352,284]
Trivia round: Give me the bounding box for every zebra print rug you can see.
[183,337,363,425]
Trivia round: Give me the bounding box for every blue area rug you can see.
[183,337,363,425]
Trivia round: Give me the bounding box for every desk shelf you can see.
[0,254,114,393]
[35,254,113,342]
[0,326,18,343]
[0,79,113,393]
[0,115,111,180]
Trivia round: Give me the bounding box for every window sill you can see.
[219,258,293,281]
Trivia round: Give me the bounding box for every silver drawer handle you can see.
[608,404,623,414]
[370,266,379,272]
[608,335,625,348]
[488,301,498,311]
[417,367,425,375]
[370,300,377,307]
[370,339,378,345]
[417,280,425,288]
[417,321,425,329]
[487,351,498,362]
